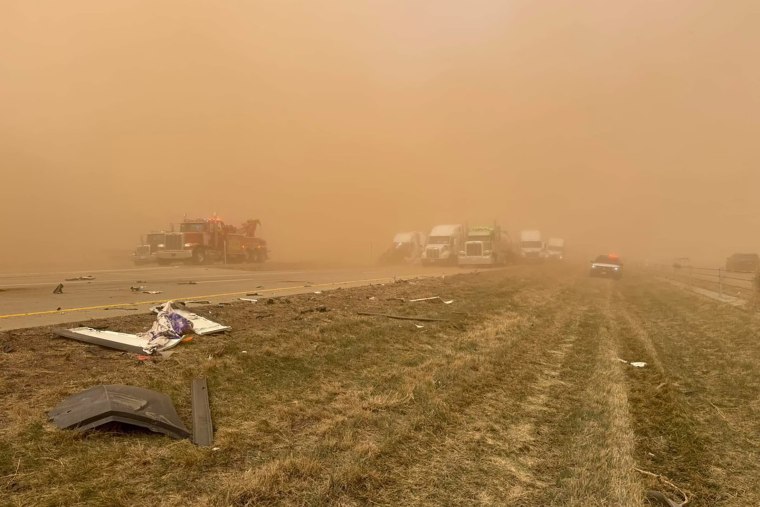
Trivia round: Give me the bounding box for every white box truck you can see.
[421,224,465,266]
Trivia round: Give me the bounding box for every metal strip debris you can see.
[191,378,214,446]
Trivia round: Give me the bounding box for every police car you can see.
[590,254,623,279]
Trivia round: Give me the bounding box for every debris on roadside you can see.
[191,378,214,447]
[179,281,197,285]
[104,307,139,311]
[239,297,258,303]
[48,384,190,440]
[130,286,146,292]
[246,292,260,296]
[616,358,648,368]
[150,303,231,335]
[143,290,163,295]
[53,284,64,294]
[313,291,323,295]
[357,312,448,322]
[186,300,211,304]
[409,296,454,304]
[300,306,328,314]
[54,301,230,355]
[65,275,95,281]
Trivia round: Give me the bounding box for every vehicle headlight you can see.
[157,244,165,248]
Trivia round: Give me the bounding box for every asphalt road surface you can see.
[0,264,470,331]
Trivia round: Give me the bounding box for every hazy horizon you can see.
[2,1,759,270]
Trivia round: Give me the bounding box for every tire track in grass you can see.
[534,281,641,506]
[617,279,760,505]
[367,282,583,506]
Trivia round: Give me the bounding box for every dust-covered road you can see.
[0,264,467,331]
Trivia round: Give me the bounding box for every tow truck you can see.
[157,217,268,265]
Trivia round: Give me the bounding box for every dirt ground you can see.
[2,264,760,506]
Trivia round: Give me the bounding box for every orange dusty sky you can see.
[1,1,758,268]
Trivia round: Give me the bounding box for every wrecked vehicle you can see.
[157,217,268,265]
[379,231,425,265]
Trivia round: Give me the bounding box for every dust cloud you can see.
[1,1,758,270]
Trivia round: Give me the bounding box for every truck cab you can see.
[132,232,166,264]
[158,218,227,264]
[421,224,464,266]
[458,226,513,266]
[519,230,545,261]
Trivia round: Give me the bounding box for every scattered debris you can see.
[414,324,425,329]
[130,286,146,292]
[256,285,264,289]
[55,301,227,354]
[136,280,148,283]
[300,306,328,314]
[357,312,448,322]
[186,300,211,304]
[635,468,689,507]
[191,378,214,447]
[367,296,377,300]
[2,343,15,353]
[246,292,260,296]
[143,290,163,295]
[255,313,274,319]
[265,299,275,305]
[179,281,197,285]
[48,385,190,440]
[165,306,231,335]
[53,284,64,294]
[239,297,258,303]
[54,328,153,354]
[313,291,323,295]
[104,307,139,311]
[616,358,647,368]
[409,296,454,304]
[65,275,95,281]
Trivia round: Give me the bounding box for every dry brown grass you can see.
[2,265,760,505]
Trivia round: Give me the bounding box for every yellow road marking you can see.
[0,275,409,320]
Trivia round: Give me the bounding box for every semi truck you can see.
[421,224,465,266]
[132,232,167,264]
[458,225,513,266]
[545,238,565,261]
[157,217,268,265]
[519,230,545,260]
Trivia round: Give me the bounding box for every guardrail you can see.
[651,264,757,299]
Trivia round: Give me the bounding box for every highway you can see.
[0,264,468,331]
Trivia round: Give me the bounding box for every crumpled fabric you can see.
[138,302,193,354]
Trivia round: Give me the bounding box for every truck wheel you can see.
[192,248,207,265]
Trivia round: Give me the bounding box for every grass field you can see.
[2,265,760,506]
